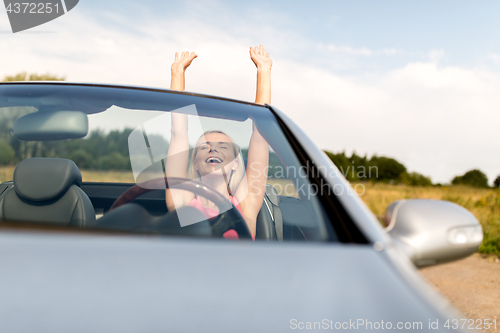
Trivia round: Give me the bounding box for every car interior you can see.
[0,83,333,242]
[0,161,320,241]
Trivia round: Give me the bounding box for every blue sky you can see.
[1,0,499,183]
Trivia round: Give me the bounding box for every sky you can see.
[1,0,499,184]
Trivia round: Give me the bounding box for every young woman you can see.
[165,46,272,239]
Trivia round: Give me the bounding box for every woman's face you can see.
[193,133,238,177]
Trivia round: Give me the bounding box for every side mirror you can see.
[385,199,483,268]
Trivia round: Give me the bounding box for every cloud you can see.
[274,60,500,183]
[1,6,499,184]
[487,53,500,66]
[327,44,373,56]
[428,49,445,63]
[325,44,404,57]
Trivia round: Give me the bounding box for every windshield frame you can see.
[0,82,368,243]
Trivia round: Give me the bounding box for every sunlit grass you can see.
[267,178,299,198]
[80,170,135,183]
[0,165,14,184]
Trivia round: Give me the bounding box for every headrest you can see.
[14,158,82,202]
[265,184,280,206]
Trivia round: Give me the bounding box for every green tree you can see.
[324,151,409,183]
[324,151,353,180]
[369,156,407,182]
[98,152,130,170]
[452,169,489,188]
[1,72,66,162]
[493,175,500,188]
[69,150,94,169]
[323,150,370,181]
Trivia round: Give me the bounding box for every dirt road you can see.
[420,254,500,333]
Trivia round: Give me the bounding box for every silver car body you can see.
[0,84,465,332]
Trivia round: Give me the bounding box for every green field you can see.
[1,166,498,256]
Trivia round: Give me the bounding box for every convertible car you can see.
[0,82,484,332]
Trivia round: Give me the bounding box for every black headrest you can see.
[265,184,280,205]
[14,158,82,202]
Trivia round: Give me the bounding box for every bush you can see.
[370,156,407,182]
[69,150,94,169]
[324,151,360,181]
[399,172,433,186]
[494,175,500,188]
[324,151,408,183]
[479,232,500,257]
[452,169,489,188]
[0,141,15,165]
[98,152,130,170]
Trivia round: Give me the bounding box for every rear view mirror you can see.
[385,199,483,268]
[12,111,88,141]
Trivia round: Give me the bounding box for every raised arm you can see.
[170,51,197,91]
[165,51,197,211]
[236,46,272,235]
[251,45,272,105]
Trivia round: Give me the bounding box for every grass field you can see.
[0,166,135,184]
[1,166,498,256]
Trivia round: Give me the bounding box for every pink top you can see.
[188,195,254,240]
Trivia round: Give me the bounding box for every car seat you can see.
[255,184,283,240]
[0,158,96,226]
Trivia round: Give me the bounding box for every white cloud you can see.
[429,49,445,63]
[487,53,500,66]
[389,62,498,92]
[327,44,373,56]
[1,9,499,184]
[379,48,404,56]
[274,60,500,183]
[325,44,404,57]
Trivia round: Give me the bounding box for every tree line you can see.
[0,127,133,171]
[1,131,496,188]
[324,151,498,188]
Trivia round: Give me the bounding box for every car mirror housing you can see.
[385,199,483,268]
[12,110,88,141]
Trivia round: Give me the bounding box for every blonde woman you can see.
[165,46,272,239]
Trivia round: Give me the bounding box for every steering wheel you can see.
[109,177,252,239]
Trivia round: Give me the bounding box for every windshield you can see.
[0,83,334,242]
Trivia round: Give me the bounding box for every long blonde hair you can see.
[187,130,245,196]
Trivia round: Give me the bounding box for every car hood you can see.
[0,230,460,332]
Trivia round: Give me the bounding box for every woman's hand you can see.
[170,51,197,91]
[171,51,198,74]
[251,45,271,105]
[250,45,272,71]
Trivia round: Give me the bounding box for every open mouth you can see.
[205,157,223,164]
